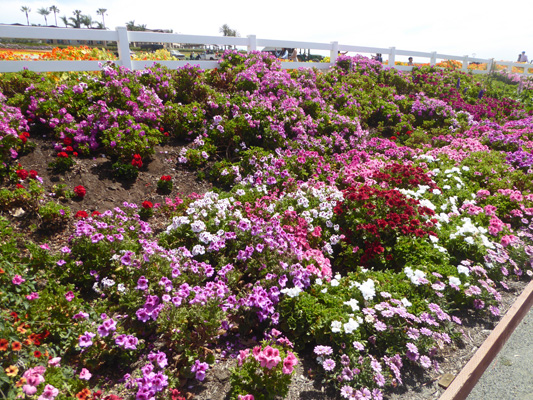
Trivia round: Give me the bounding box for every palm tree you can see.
[20,6,31,25]
[49,6,60,26]
[71,9,83,28]
[80,15,93,29]
[96,8,107,29]
[59,15,69,28]
[37,7,50,25]
[219,24,238,37]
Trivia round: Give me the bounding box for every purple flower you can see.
[322,358,336,371]
[191,360,209,381]
[313,345,333,355]
[136,276,149,290]
[65,291,75,302]
[79,331,96,348]
[97,318,117,337]
[420,355,432,369]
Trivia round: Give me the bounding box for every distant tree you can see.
[59,15,68,28]
[219,23,239,37]
[96,8,107,29]
[49,5,60,26]
[94,22,105,30]
[37,7,50,25]
[70,10,83,28]
[126,20,147,31]
[20,6,31,26]
[80,15,93,29]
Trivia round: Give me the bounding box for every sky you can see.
[2,0,532,62]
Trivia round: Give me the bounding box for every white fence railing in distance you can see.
[1,25,532,76]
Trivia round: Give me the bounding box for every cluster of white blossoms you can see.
[449,217,495,249]
[350,278,376,301]
[404,266,427,286]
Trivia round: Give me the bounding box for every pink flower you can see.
[12,274,25,285]
[282,351,298,374]
[258,346,281,370]
[38,384,59,400]
[48,357,61,367]
[79,368,92,380]
[65,291,75,302]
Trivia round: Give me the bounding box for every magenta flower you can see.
[38,384,59,400]
[12,274,25,285]
[79,331,96,348]
[79,368,92,380]
[65,291,75,302]
[191,360,209,381]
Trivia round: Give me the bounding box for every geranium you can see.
[157,175,173,193]
[74,185,86,198]
[75,210,89,218]
[131,154,143,168]
[16,169,28,180]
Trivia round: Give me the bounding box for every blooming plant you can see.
[229,337,299,400]
[157,175,173,193]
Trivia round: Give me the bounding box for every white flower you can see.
[356,279,376,301]
[343,317,360,334]
[449,276,461,286]
[190,220,206,233]
[331,320,343,333]
[330,278,340,287]
[281,287,302,298]
[344,298,360,312]
[191,245,205,256]
[401,297,412,307]
[465,236,475,245]
[457,265,470,276]
[101,277,115,288]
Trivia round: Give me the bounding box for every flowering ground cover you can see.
[1,50,533,400]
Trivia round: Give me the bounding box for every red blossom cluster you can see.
[159,175,172,181]
[131,154,143,168]
[74,185,86,198]
[19,131,30,144]
[75,210,89,218]
[142,200,153,209]
[338,182,438,269]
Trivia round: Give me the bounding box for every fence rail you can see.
[1,25,532,76]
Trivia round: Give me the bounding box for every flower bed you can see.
[1,50,533,400]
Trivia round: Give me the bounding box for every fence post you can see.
[247,35,257,52]
[461,56,469,72]
[116,26,132,70]
[430,51,437,66]
[389,47,396,68]
[487,58,494,74]
[330,41,339,66]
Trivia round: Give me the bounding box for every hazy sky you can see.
[2,0,532,62]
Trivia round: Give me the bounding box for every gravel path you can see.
[467,306,533,400]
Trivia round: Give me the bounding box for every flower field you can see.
[1,50,533,400]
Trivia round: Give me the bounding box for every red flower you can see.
[16,184,25,189]
[65,146,74,152]
[131,154,143,168]
[34,350,42,358]
[57,152,69,158]
[16,169,28,180]
[92,211,101,217]
[74,185,86,198]
[29,170,38,179]
[142,201,153,209]
[390,136,397,141]
[12,341,22,351]
[63,137,72,145]
[75,210,89,219]
[0,338,8,351]
[73,152,78,157]
[19,134,28,144]
[160,175,172,181]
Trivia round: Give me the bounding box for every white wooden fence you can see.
[0,25,532,76]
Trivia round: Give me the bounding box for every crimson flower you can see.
[16,169,28,180]
[75,210,89,219]
[57,152,69,158]
[131,154,143,168]
[142,201,153,209]
[74,185,86,198]
[29,170,38,179]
